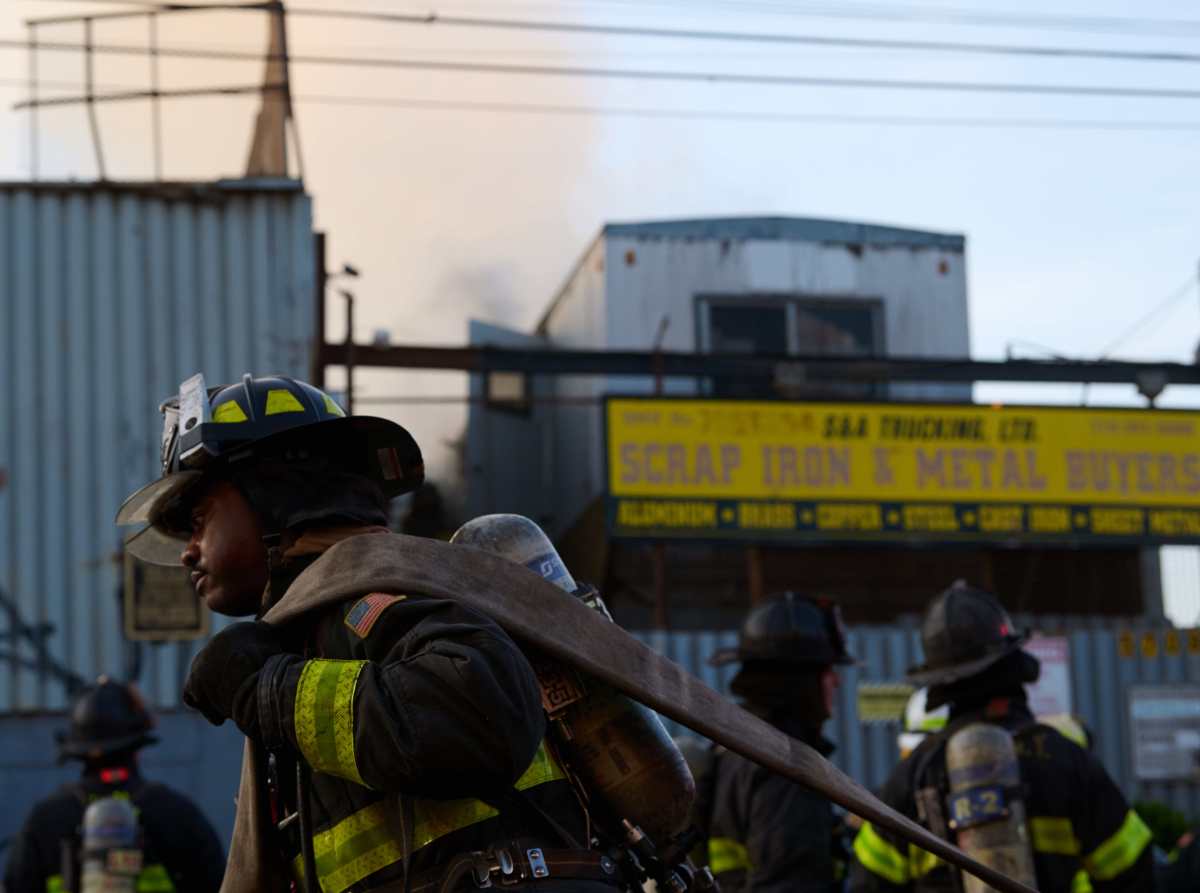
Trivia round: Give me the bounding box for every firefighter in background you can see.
[117,374,618,893]
[849,581,1153,893]
[701,592,855,893]
[3,678,224,893]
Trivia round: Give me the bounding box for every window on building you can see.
[698,295,884,397]
[486,370,530,414]
[794,301,880,357]
[704,303,788,396]
[708,304,789,355]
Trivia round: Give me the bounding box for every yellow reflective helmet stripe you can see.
[1071,868,1094,893]
[853,822,910,886]
[294,743,566,893]
[1083,810,1152,881]
[212,400,249,423]
[295,659,367,786]
[907,842,941,878]
[266,388,306,415]
[323,394,346,417]
[1030,816,1082,856]
[708,837,752,875]
[137,864,176,892]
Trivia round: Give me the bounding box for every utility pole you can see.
[341,289,355,415]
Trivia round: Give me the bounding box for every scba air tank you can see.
[451,514,696,844]
[945,723,1037,893]
[80,797,142,893]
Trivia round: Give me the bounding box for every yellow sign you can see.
[606,398,1200,542]
[857,683,915,723]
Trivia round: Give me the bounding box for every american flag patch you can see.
[344,593,406,638]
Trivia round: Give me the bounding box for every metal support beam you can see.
[314,342,1200,387]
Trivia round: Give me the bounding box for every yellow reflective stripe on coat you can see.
[1030,816,1082,856]
[1083,810,1152,881]
[137,864,176,891]
[47,864,175,893]
[295,659,367,786]
[708,837,752,875]
[295,743,566,893]
[853,822,909,886]
[907,843,940,879]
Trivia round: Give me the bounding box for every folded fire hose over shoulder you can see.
[267,525,1039,893]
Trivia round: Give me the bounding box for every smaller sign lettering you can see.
[122,553,208,642]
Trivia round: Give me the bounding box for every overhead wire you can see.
[9,38,1200,103]
[30,0,1200,38]
[519,0,1200,38]
[21,4,1200,67]
[1096,276,1198,360]
[7,76,1200,131]
[277,7,1200,67]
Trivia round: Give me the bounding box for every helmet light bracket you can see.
[176,373,211,467]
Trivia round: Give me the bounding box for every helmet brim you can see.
[57,730,159,762]
[246,414,424,498]
[905,633,1028,687]
[116,470,203,527]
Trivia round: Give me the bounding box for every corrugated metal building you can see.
[0,178,316,713]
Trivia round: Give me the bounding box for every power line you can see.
[35,0,1200,38]
[10,38,1200,103]
[7,77,1200,131]
[292,92,1200,131]
[1097,276,1198,359]
[26,4,1200,67]
[539,0,1200,39]
[280,7,1200,67]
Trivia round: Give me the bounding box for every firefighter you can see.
[848,581,1153,893]
[3,677,224,892]
[116,374,616,893]
[701,592,854,893]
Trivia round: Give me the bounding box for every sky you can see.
[3,0,1200,623]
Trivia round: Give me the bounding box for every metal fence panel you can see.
[0,179,315,713]
[637,623,1200,816]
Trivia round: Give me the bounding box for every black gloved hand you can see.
[183,621,286,738]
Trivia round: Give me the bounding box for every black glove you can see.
[183,621,287,738]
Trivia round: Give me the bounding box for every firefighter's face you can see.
[179,480,268,617]
[820,666,840,718]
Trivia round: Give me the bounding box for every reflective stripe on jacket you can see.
[847,698,1153,893]
[254,578,587,893]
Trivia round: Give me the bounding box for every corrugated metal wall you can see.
[636,623,1200,818]
[0,180,315,713]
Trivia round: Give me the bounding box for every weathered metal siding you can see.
[0,180,315,713]
[638,624,1200,817]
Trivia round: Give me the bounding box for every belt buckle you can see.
[526,848,550,880]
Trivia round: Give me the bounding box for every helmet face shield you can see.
[123,524,190,567]
[115,471,203,528]
[117,471,205,567]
